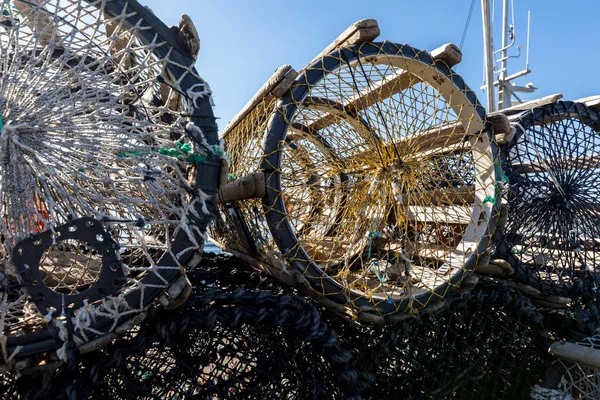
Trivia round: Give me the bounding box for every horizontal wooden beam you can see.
[576,94,600,113]
[218,172,265,203]
[341,121,470,173]
[401,186,475,206]
[307,19,380,66]
[400,205,473,225]
[500,93,563,115]
[221,64,298,139]
[550,341,600,368]
[512,153,600,173]
[305,43,463,134]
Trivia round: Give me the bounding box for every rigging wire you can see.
[459,0,477,50]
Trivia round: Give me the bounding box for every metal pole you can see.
[499,0,510,109]
[481,0,495,112]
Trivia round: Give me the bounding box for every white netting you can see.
[0,0,216,367]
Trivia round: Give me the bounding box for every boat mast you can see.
[499,0,510,109]
[481,0,536,111]
[481,0,496,112]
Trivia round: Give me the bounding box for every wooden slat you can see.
[401,205,474,225]
[405,243,450,262]
[499,93,563,115]
[221,64,298,139]
[512,245,598,269]
[512,153,600,173]
[305,43,463,134]
[550,341,600,368]
[401,186,475,206]
[307,19,380,66]
[341,121,470,173]
[218,172,265,203]
[576,94,600,112]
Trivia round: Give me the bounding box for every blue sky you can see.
[144,0,600,130]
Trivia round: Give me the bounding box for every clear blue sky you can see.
[144,0,600,130]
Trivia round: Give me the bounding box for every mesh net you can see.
[0,0,219,368]
[323,276,552,399]
[1,253,562,399]
[532,335,600,399]
[494,101,600,299]
[0,253,361,400]
[212,41,501,317]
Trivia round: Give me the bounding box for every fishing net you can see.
[493,101,600,299]
[212,41,502,318]
[325,277,551,399]
[0,253,361,400]
[532,334,600,399]
[0,0,220,370]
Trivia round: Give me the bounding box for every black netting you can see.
[1,254,583,399]
[323,278,551,400]
[0,253,360,400]
[496,101,600,299]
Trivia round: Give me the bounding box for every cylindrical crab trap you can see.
[493,101,600,299]
[212,40,502,317]
[0,0,220,371]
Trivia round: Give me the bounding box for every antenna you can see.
[481,0,536,110]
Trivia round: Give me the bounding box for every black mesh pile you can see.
[0,253,360,400]
[324,278,552,400]
[0,254,574,399]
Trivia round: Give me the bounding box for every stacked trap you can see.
[0,0,220,373]
[211,20,503,319]
[490,99,600,302]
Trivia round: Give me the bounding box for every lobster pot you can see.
[213,41,501,316]
[493,101,600,298]
[0,0,219,370]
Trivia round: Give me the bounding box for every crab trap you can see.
[0,0,220,372]
[210,23,503,319]
[492,100,600,301]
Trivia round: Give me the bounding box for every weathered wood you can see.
[531,293,572,305]
[500,93,563,115]
[506,281,541,295]
[497,203,509,228]
[305,43,464,134]
[476,251,491,267]
[401,186,475,206]
[307,19,380,66]
[488,258,515,275]
[218,172,265,203]
[487,112,511,134]
[474,263,505,276]
[531,298,568,309]
[401,205,474,225]
[271,69,299,98]
[495,128,516,145]
[576,95,600,112]
[429,43,462,66]
[221,65,297,139]
[344,121,470,172]
[510,245,598,272]
[13,0,61,47]
[456,274,478,293]
[512,153,600,173]
[550,341,600,368]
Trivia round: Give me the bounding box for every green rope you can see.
[367,231,388,283]
[0,114,3,132]
[483,195,496,204]
[228,173,242,182]
[494,161,510,184]
[119,142,206,164]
